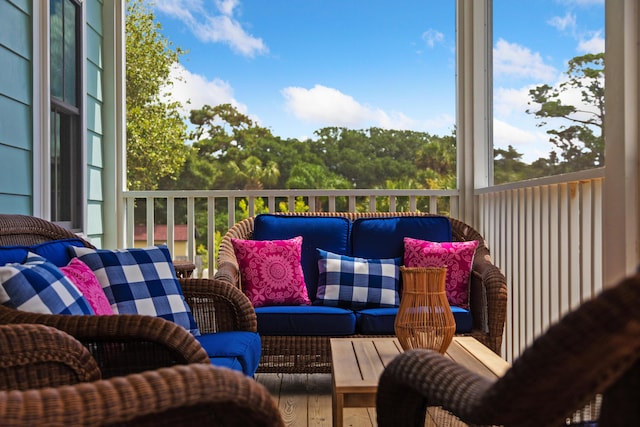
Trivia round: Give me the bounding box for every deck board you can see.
[257,373,425,427]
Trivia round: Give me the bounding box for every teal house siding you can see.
[85,0,106,245]
[0,0,33,214]
[0,0,123,248]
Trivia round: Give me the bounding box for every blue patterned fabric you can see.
[351,216,453,259]
[315,249,401,310]
[0,252,94,315]
[69,245,200,335]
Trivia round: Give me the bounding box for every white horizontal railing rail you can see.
[122,170,605,363]
[123,189,459,278]
[476,167,605,361]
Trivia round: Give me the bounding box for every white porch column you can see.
[456,0,493,227]
[603,0,640,286]
[102,0,127,249]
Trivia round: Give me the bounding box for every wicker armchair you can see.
[216,212,507,373]
[376,273,640,427]
[0,214,257,378]
[0,323,283,427]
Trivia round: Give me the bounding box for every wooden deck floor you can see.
[255,373,464,427]
[256,373,376,427]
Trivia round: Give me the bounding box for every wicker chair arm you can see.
[215,217,255,289]
[482,263,508,330]
[180,278,257,333]
[0,363,284,427]
[0,307,209,377]
[377,349,493,427]
[379,275,640,427]
[0,324,101,390]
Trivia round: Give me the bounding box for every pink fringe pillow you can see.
[403,237,479,308]
[60,258,114,315]
[232,236,311,308]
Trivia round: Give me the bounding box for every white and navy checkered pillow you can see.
[315,249,401,310]
[69,245,200,335]
[0,252,94,315]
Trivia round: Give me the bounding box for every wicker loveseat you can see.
[216,212,507,373]
[0,214,259,378]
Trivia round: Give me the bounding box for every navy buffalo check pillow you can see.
[69,245,200,335]
[314,249,401,310]
[0,252,94,315]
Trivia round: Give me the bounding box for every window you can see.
[492,0,605,183]
[50,0,82,229]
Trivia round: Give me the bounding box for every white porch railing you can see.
[123,189,458,276]
[476,168,605,361]
[122,169,605,362]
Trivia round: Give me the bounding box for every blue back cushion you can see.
[351,216,453,259]
[0,239,87,267]
[253,215,351,299]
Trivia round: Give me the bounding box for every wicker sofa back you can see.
[216,212,508,374]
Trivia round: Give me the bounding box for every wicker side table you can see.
[173,260,196,278]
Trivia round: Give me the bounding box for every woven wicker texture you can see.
[376,273,640,427]
[0,214,257,378]
[0,325,283,426]
[395,267,455,353]
[0,323,101,390]
[216,212,508,373]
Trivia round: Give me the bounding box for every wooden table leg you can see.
[333,389,344,427]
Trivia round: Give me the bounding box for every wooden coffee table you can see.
[330,336,509,427]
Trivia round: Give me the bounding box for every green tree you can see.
[228,156,280,190]
[126,0,189,190]
[494,146,529,184]
[527,52,604,173]
[189,104,286,189]
[309,127,428,188]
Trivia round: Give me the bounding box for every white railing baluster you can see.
[167,196,175,257]
[146,197,154,247]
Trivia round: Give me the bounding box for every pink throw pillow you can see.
[231,236,311,308]
[403,237,479,308]
[61,258,114,315]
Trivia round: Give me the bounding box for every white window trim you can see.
[32,1,88,231]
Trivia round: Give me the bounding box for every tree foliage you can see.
[125,0,189,190]
[527,52,604,173]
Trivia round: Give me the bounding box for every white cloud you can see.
[493,118,552,163]
[282,85,382,127]
[493,39,558,82]
[422,29,445,48]
[559,0,604,5]
[154,0,267,57]
[494,86,534,119]
[163,63,248,118]
[548,12,577,33]
[281,84,428,131]
[577,31,604,53]
[216,0,238,16]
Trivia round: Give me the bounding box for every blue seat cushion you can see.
[351,216,453,259]
[255,305,356,336]
[195,331,262,376]
[0,238,87,267]
[355,306,473,335]
[253,214,352,300]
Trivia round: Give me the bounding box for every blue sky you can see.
[154,0,604,163]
